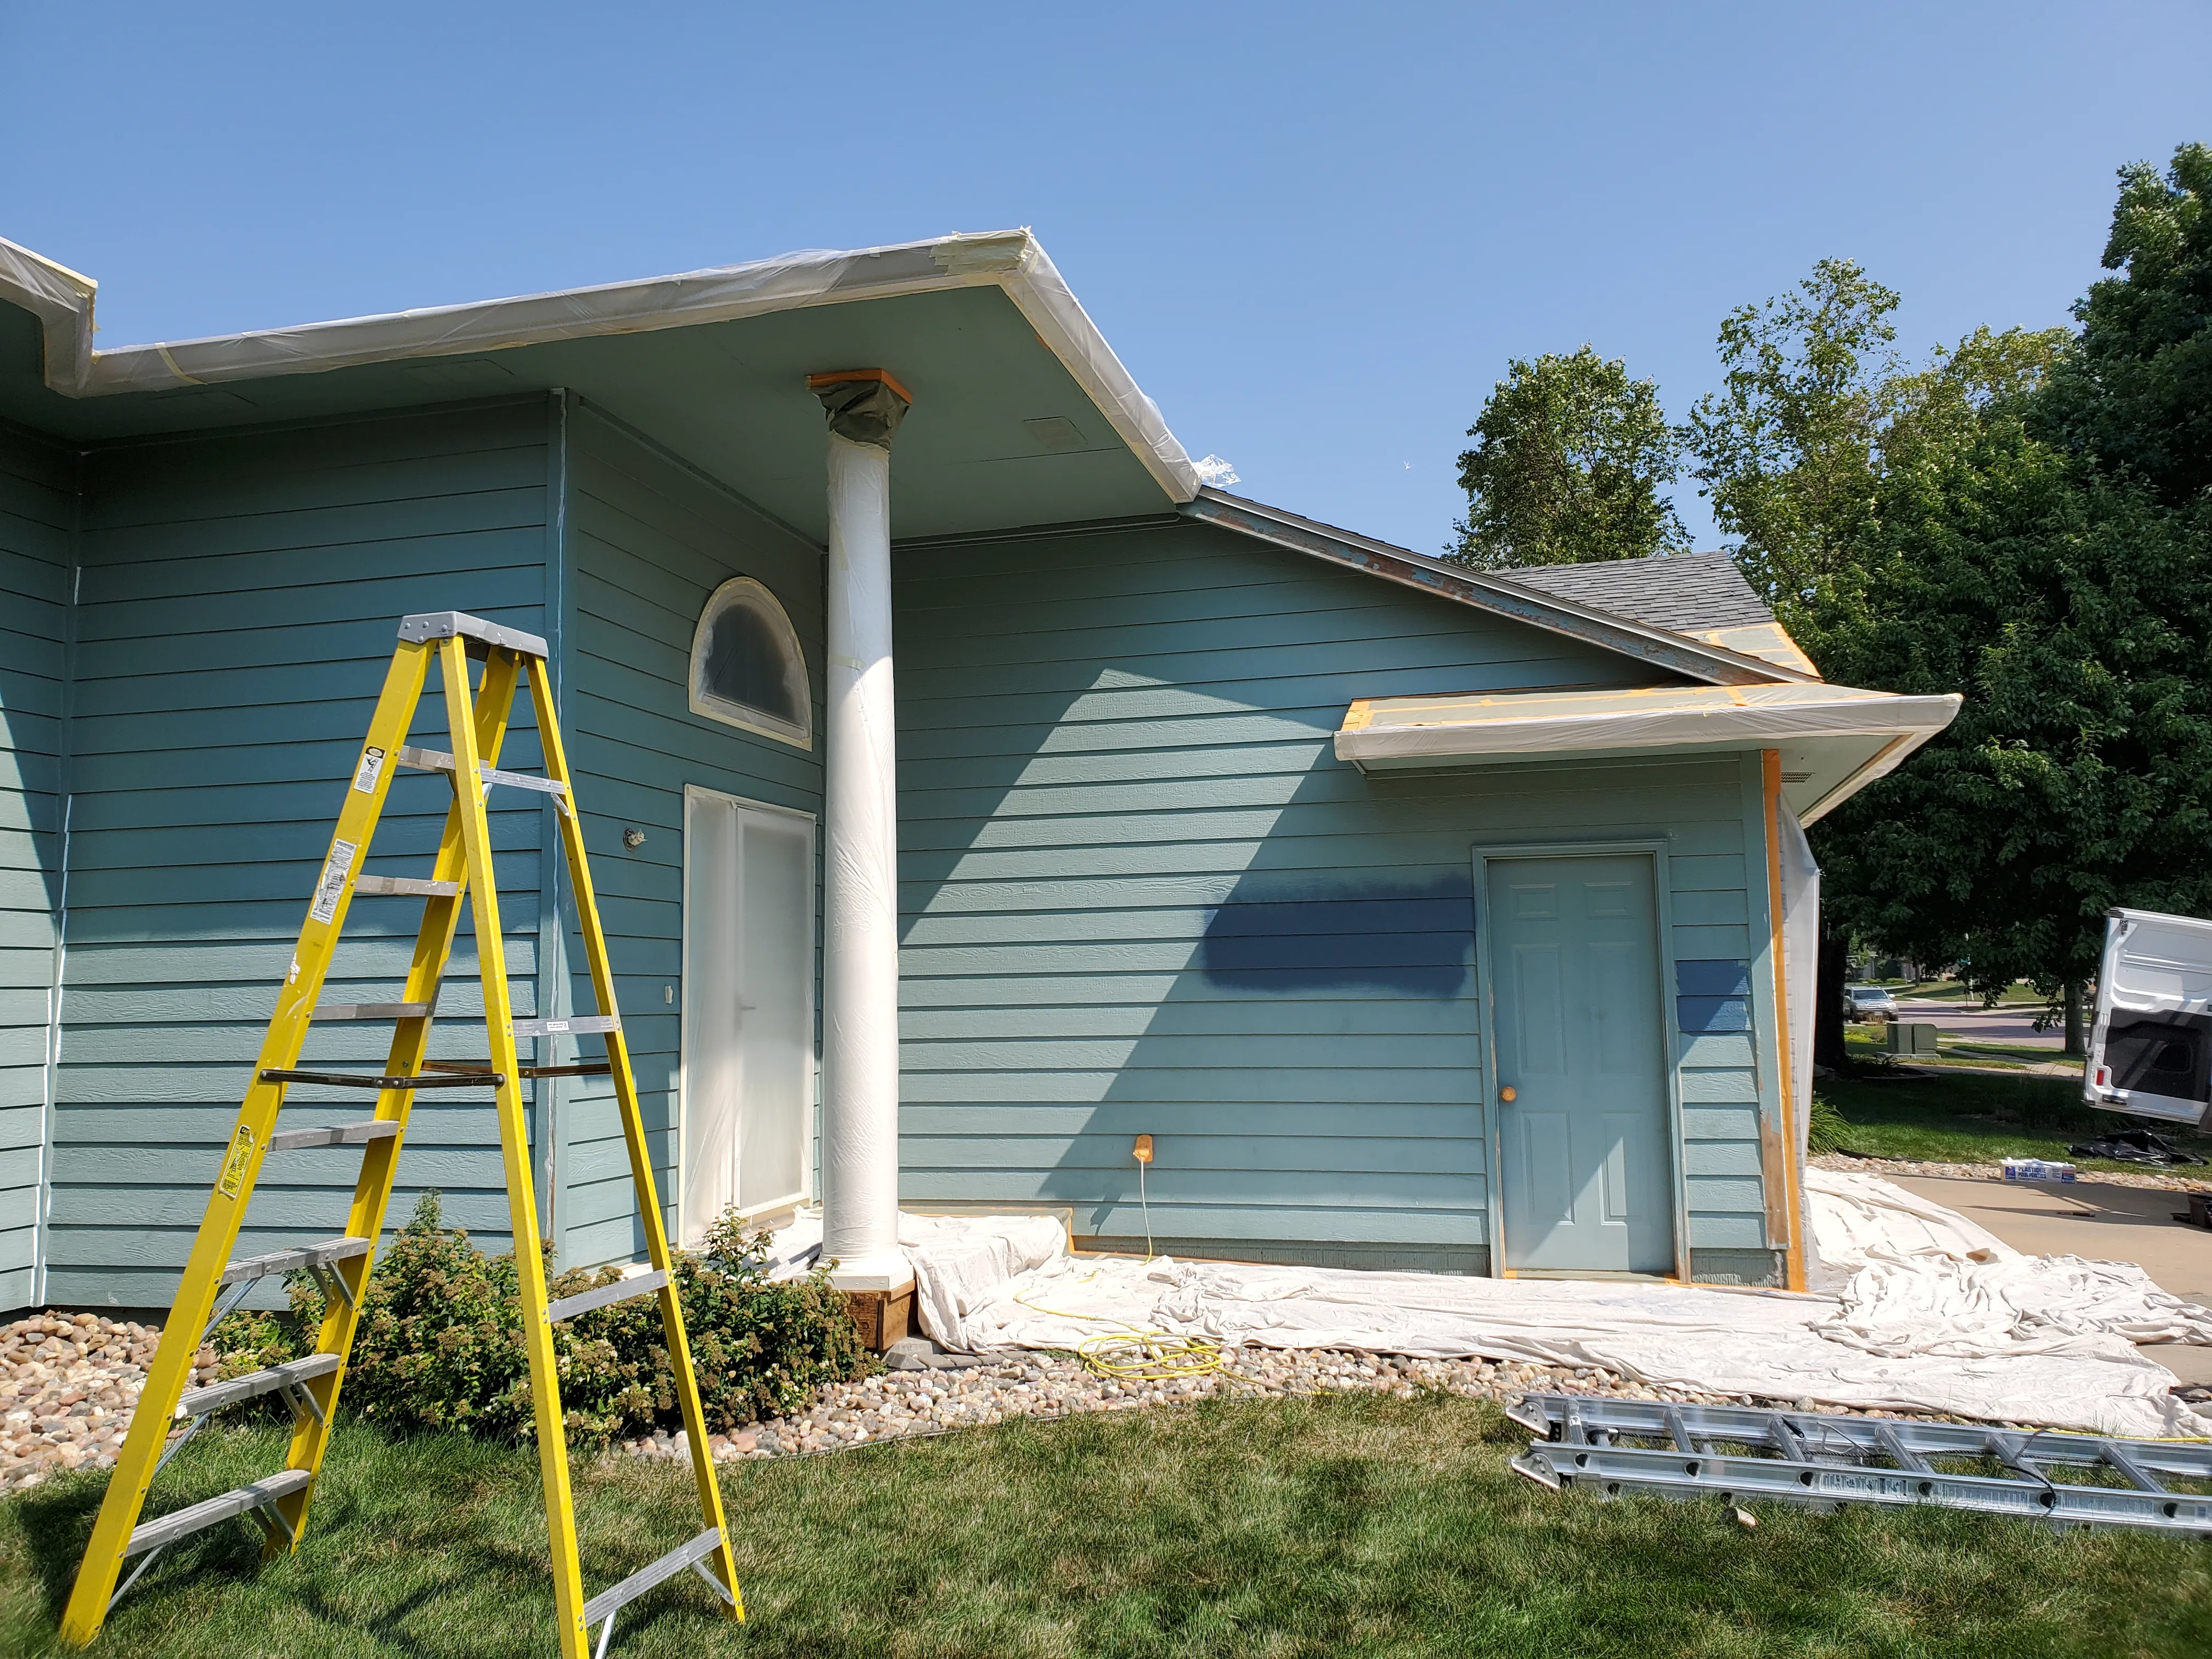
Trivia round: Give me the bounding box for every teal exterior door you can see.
[1486,854,1675,1273]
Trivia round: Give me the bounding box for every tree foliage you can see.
[1447,346,1688,569]
[1687,146,2212,1002]
[2036,143,2212,507]
[1683,259,1902,622]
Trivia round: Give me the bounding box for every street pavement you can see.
[1888,997,2064,1049]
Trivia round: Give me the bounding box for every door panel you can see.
[1489,854,1674,1272]
[682,791,815,1246]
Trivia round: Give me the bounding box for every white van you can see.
[2086,907,2212,1129]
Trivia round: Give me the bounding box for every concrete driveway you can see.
[1892,1173,2212,1386]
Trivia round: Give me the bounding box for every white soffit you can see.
[1337,681,1963,823]
[0,229,1199,505]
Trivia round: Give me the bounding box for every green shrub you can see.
[1805,1092,1853,1155]
[213,1192,871,1452]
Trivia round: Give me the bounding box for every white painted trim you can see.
[687,576,812,749]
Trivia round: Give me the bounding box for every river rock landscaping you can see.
[8,1306,1925,1492]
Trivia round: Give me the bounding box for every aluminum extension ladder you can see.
[1511,1392,2212,1534]
[58,612,741,1655]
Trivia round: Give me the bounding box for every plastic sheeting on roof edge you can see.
[1336,687,1961,764]
[0,228,1200,505]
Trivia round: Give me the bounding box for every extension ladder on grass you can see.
[1510,1392,2212,1534]
[59,612,741,1656]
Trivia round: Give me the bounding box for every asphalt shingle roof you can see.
[1489,551,1775,636]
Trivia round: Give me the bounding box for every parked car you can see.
[1844,985,1899,1023]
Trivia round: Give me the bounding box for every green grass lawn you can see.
[1816,1062,2212,1172]
[4,1395,2209,1658]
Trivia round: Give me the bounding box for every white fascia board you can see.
[0,228,1200,504]
[1336,691,1962,768]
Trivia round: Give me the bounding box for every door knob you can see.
[1499,1085,1517,1103]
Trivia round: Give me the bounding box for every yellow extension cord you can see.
[1015,1159,1228,1384]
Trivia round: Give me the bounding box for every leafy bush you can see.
[215,1192,870,1451]
[1805,1092,1853,1155]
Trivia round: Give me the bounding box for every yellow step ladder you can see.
[59,611,741,1656]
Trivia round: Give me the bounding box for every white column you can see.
[819,428,910,1291]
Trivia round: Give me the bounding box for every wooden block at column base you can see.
[841,1285,916,1352]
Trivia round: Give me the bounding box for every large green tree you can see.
[2036,143,2212,508]
[1447,346,1688,569]
[1691,146,2212,1041]
[1683,258,1903,622]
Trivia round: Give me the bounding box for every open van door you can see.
[2086,907,2212,1128]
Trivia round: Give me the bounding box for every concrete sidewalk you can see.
[1893,1173,2212,1386]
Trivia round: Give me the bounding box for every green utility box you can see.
[1885,1022,1941,1057]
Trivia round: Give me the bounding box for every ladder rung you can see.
[396,745,569,802]
[124,1470,315,1558]
[221,1236,371,1285]
[353,874,461,898]
[260,1068,503,1091]
[267,1120,402,1151]
[311,1002,433,1022]
[545,1267,671,1324]
[175,1354,343,1420]
[514,1014,621,1039]
[582,1527,726,1628]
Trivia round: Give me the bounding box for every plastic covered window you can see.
[688,578,810,747]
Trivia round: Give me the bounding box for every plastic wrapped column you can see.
[819,431,912,1291]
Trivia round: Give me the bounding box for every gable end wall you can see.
[893,517,1776,1273]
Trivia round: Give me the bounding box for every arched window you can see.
[688,578,811,748]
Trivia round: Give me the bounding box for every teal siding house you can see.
[0,230,1955,1322]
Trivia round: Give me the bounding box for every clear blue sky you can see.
[5,2,2207,552]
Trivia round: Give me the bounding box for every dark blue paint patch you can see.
[1678,996,1751,1033]
[1676,959,1752,997]
[1198,877,1474,995]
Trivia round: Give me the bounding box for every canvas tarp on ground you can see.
[767,1170,2212,1440]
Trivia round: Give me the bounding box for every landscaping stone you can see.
[0,1312,177,1494]
[0,1304,2084,1494]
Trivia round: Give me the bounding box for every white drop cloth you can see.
[856,1171,2212,1440]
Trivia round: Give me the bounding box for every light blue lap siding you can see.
[557,401,823,1270]
[895,517,1775,1263]
[0,424,74,1313]
[46,401,554,1308]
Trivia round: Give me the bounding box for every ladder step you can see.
[175,1355,343,1420]
[545,1267,671,1324]
[311,1002,433,1022]
[353,874,461,898]
[220,1236,371,1285]
[124,1470,314,1558]
[514,1014,621,1039]
[396,745,569,802]
[259,1068,503,1091]
[582,1527,726,1628]
[267,1120,402,1152]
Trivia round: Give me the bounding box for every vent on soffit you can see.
[1023,415,1086,452]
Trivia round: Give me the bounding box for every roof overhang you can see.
[1182,490,1820,688]
[1337,681,1962,823]
[0,229,1197,541]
